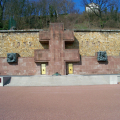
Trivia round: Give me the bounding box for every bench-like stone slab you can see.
[2,75,119,86]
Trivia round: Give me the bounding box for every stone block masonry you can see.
[73,56,120,75]
[0,56,120,75]
[0,57,49,75]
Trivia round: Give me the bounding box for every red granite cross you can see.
[34,23,80,75]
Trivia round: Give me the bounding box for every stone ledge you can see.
[1,29,120,33]
[0,29,42,33]
[74,29,120,32]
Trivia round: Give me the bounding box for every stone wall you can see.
[0,30,120,57]
[74,32,120,56]
[0,31,48,57]
[0,56,120,75]
[0,57,49,75]
[0,29,120,75]
[73,56,120,75]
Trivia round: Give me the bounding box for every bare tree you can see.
[52,0,75,14]
[82,0,118,19]
[36,0,75,15]
[81,0,119,28]
[35,0,75,27]
[3,0,76,29]
[4,0,36,29]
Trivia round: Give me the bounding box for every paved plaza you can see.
[0,85,120,120]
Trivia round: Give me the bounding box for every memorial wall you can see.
[0,26,120,75]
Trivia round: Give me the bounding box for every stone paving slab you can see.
[0,85,120,120]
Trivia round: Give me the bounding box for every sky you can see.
[73,0,85,13]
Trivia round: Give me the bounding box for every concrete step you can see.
[2,75,118,86]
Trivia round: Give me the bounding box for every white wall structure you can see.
[85,2,99,13]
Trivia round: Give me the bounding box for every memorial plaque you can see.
[68,64,73,74]
[41,64,46,75]
[7,53,18,63]
[97,51,107,62]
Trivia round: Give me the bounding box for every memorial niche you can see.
[97,51,107,62]
[7,53,18,63]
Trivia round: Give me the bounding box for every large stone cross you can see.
[34,23,80,75]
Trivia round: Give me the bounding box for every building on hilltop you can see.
[85,2,99,13]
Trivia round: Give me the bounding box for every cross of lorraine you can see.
[34,23,80,75]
